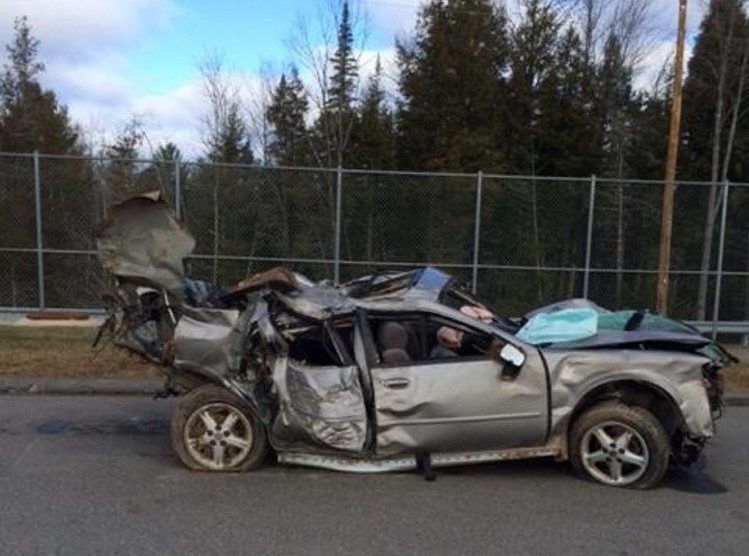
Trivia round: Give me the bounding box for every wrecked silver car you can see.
[95,193,734,488]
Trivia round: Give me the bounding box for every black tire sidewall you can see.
[570,401,671,489]
[170,384,269,472]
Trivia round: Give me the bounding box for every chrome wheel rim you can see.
[581,421,649,486]
[184,402,253,470]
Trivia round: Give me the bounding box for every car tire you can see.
[171,384,268,472]
[570,401,670,489]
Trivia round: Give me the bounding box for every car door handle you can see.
[382,377,410,389]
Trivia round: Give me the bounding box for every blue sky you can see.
[117,0,403,95]
[0,0,705,159]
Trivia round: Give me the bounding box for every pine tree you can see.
[351,56,395,169]
[267,67,309,165]
[596,33,636,177]
[314,0,360,167]
[682,0,749,181]
[327,1,358,113]
[681,0,749,319]
[153,142,181,164]
[198,54,254,165]
[0,16,80,153]
[204,104,253,164]
[101,117,146,202]
[396,0,509,171]
[506,0,562,174]
[535,26,591,176]
[144,142,183,200]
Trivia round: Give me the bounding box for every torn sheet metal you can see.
[224,266,300,298]
[275,285,357,320]
[270,358,367,454]
[173,307,239,378]
[97,192,195,296]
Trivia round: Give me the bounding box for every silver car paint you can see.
[170,288,714,463]
[540,348,714,445]
[371,355,548,456]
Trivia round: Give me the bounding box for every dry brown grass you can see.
[0,325,747,393]
[0,325,158,379]
[724,345,749,394]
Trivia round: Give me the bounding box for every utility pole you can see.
[656,0,688,314]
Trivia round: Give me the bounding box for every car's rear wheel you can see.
[570,401,670,489]
[171,384,268,472]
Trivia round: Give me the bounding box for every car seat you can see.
[376,322,412,365]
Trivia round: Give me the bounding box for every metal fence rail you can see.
[1,151,747,337]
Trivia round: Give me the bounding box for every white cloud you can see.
[0,0,717,161]
[365,0,422,39]
[59,70,206,158]
[0,0,177,61]
[0,0,193,155]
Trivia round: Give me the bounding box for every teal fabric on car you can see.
[516,308,599,345]
[597,310,636,330]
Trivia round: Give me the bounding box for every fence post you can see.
[33,151,45,310]
[471,171,483,295]
[174,156,182,219]
[333,166,343,285]
[711,179,730,340]
[583,174,596,299]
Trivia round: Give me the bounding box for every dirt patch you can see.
[0,325,159,379]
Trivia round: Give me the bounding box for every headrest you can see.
[377,321,409,350]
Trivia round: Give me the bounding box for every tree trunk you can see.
[696,8,735,320]
[745,231,749,325]
[212,169,220,285]
[616,183,624,308]
[365,185,374,262]
[721,40,749,184]
[531,178,543,303]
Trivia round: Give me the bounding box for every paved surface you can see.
[0,396,747,556]
[0,377,164,396]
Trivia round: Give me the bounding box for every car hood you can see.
[524,301,736,366]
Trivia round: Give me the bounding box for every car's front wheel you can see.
[570,401,670,489]
[171,384,268,472]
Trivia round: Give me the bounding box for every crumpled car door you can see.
[270,322,368,455]
[270,359,368,454]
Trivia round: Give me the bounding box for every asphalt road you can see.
[0,396,747,556]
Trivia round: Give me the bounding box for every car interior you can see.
[370,314,496,365]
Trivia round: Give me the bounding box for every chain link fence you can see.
[0,152,747,336]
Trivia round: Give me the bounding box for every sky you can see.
[0,0,708,159]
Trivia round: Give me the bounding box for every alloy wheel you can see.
[581,420,650,486]
[183,402,253,470]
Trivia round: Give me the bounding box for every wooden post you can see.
[656,0,688,314]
